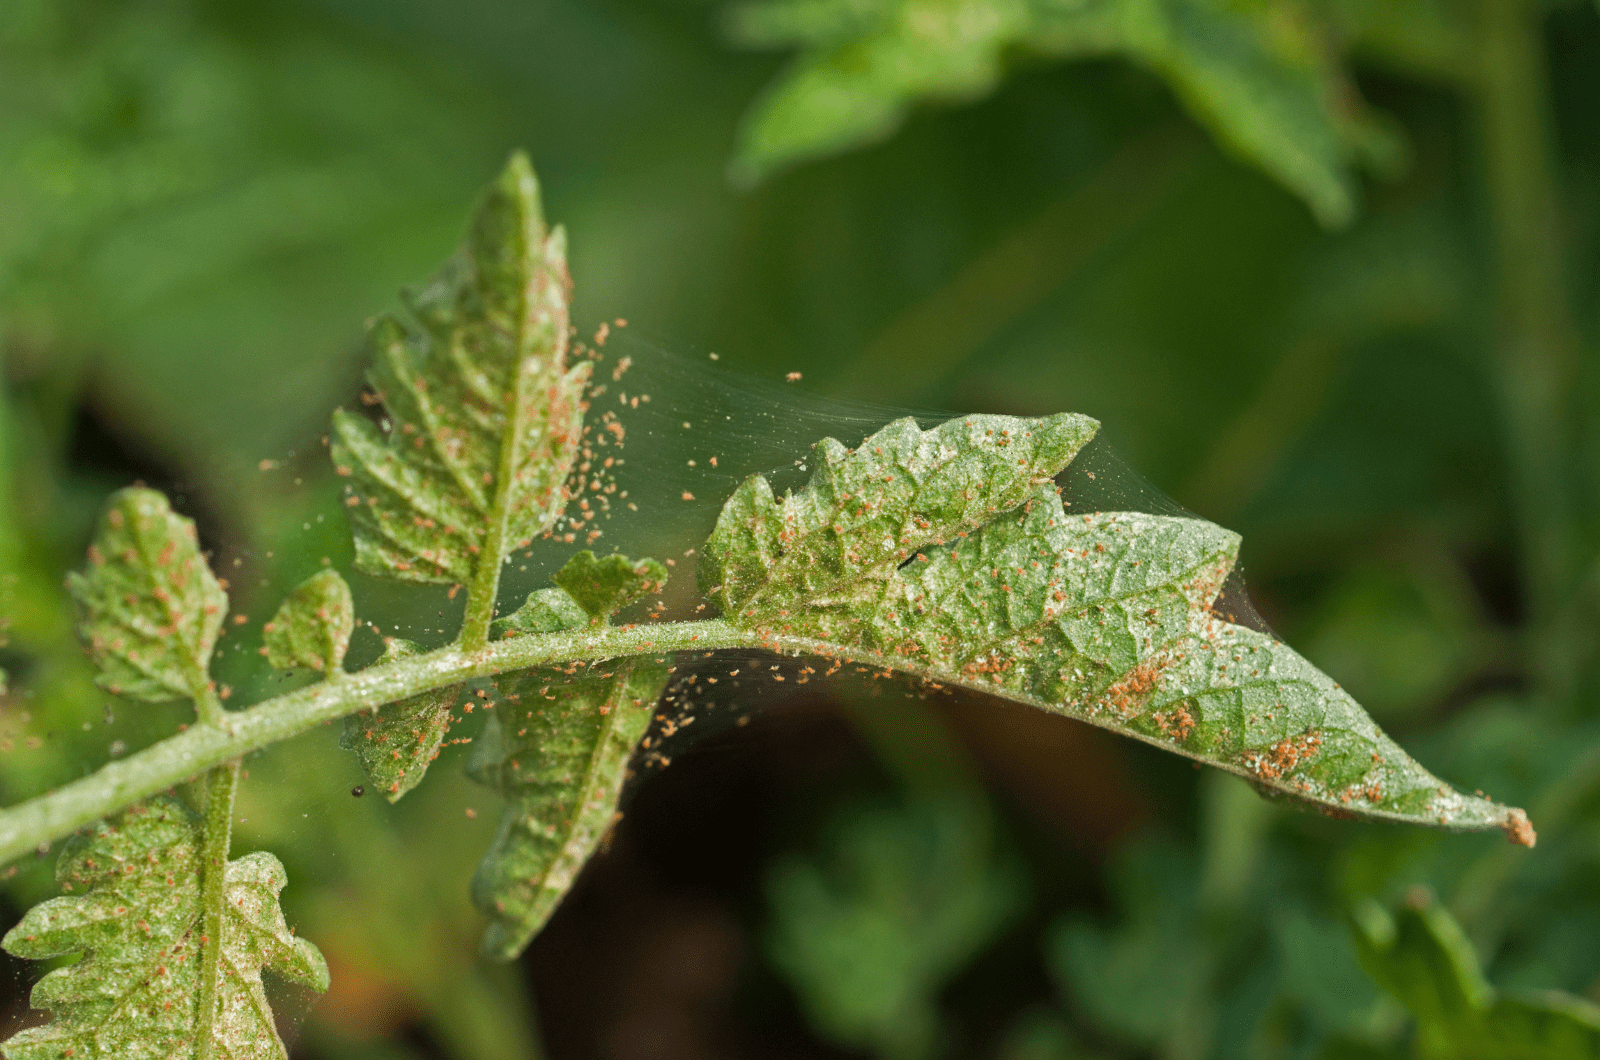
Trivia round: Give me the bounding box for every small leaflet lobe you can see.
[0,797,327,1060]
[66,488,227,704]
[491,587,590,640]
[552,550,667,621]
[341,638,460,802]
[705,415,1530,842]
[262,569,354,674]
[330,152,588,585]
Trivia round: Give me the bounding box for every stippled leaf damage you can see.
[0,797,327,1060]
[703,415,1531,842]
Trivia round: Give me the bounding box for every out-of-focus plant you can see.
[1336,891,1600,1058]
[766,791,1023,1060]
[729,0,1403,226]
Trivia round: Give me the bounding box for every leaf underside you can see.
[1,797,327,1060]
[263,569,354,674]
[66,488,227,704]
[330,152,588,585]
[470,576,672,959]
[731,0,1395,226]
[468,658,670,960]
[341,638,460,802]
[705,414,1529,839]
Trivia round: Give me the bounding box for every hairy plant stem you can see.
[193,681,225,730]
[0,619,747,866]
[194,758,240,1060]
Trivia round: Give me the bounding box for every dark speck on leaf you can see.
[351,785,364,798]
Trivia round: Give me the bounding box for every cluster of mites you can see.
[331,320,640,568]
[1098,627,1396,805]
[544,324,640,546]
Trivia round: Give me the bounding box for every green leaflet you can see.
[340,639,460,802]
[704,415,1530,839]
[730,0,1396,226]
[490,546,668,638]
[1350,895,1600,1059]
[66,488,226,705]
[329,152,587,586]
[469,555,673,959]
[551,550,668,621]
[468,660,670,960]
[0,796,327,1060]
[262,569,353,674]
[700,412,1098,616]
[491,586,590,640]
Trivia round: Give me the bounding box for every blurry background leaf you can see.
[1047,838,1214,1058]
[1349,893,1600,1059]
[763,695,1027,1060]
[730,0,1403,225]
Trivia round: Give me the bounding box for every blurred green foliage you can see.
[4,0,1600,1058]
[1344,892,1600,1059]
[729,0,1404,225]
[766,790,1024,1060]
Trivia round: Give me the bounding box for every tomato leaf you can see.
[1352,894,1600,1058]
[330,152,587,587]
[468,660,669,960]
[0,797,327,1060]
[262,569,354,675]
[340,638,460,802]
[730,0,1396,226]
[703,414,1531,840]
[66,488,226,706]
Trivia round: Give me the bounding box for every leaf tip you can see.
[490,149,544,229]
[1503,807,1536,848]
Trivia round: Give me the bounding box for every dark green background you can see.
[2,1,1599,1058]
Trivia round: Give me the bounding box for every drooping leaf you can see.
[730,0,1397,226]
[340,638,461,802]
[551,550,668,621]
[468,658,670,960]
[329,151,587,585]
[700,412,1098,616]
[703,414,1530,839]
[466,555,674,956]
[262,569,354,674]
[0,796,328,1060]
[1351,894,1600,1059]
[766,792,1025,1060]
[66,488,227,704]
